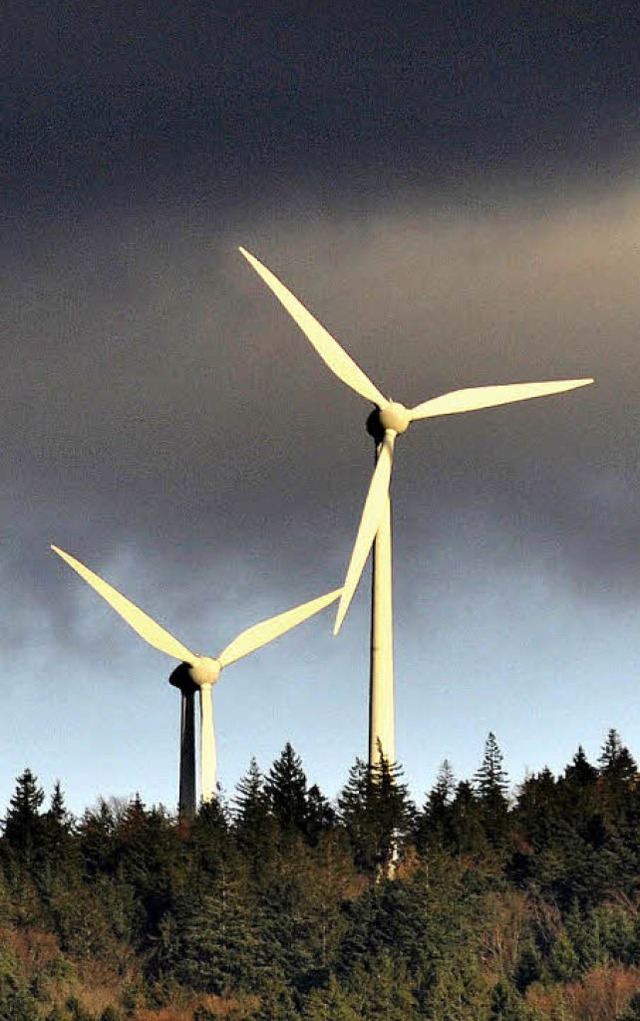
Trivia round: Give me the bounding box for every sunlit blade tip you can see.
[333,602,348,636]
[238,246,388,407]
[218,587,343,668]
[410,377,595,421]
[51,545,196,664]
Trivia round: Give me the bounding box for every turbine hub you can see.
[375,402,410,435]
[188,656,222,687]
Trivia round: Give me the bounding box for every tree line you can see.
[3,731,640,1019]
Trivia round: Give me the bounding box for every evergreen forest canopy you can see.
[4,732,640,1020]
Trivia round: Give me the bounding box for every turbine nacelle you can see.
[169,658,221,689]
[169,663,198,691]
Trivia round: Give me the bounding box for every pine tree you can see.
[450,780,487,857]
[338,754,414,875]
[433,759,455,801]
[557,746,599,852]
[598,729,637,782]
[120,792,147,838]
[305,784,335,845]
[2,767,46,866]
[344,955,418,1020]
[415,759,455,851]
[233,758,265,820]
[370,752,415,874]
[78,799,116,876]
[191,796,231,875]
[513,767,560,852]
[514,942,542,993]
[548,930,580,982]
[177,870,264,996]
[233,758,276,869]
[41,780,75,872]
[565,746,598,787]
[265,743,309,839]
[488,980,530,1020]
[49,781,69,826]
[474,733,509,799]
[337,758,375,871]
[474,733,510,846]
[597,729,638,831]
[301,973,362,1020]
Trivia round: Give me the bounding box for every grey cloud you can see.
[3,184,640,645]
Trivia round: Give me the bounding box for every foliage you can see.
[4,734,640,1018]
[337,753,414,875]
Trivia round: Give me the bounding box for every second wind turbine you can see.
[240,246,594,767]
[52,545,341,814]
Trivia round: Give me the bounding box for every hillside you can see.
[3,733,640,1020]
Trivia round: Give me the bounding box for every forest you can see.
[3,731,640,1020]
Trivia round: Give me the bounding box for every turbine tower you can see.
[239,246,593,766]
[52,545,341,814]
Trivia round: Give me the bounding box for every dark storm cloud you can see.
[6,0,640,212]
[3,184,640,640]
[5,0,640,645]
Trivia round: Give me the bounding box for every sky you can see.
[3,0,640,816]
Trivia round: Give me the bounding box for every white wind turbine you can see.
[52,545,341,815]
[239,246,594,767]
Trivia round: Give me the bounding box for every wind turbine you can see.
[52,545,341,814]
[239,246,594,767]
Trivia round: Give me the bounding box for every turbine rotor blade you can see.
[218,587,342,668]
[409,378,594,420]
[239,247,388,407]
[334,432,396,635]
[51,545,197,664]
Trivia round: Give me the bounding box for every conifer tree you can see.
[233,758,276,868]
[416,759,455,851]
[514,942,542,993]
[305,783,335,845]
[449,780,487,857]
[513,766,560,852]
[337,758,374,870]
[78,799,116,876]
[338,753,414,874]
[177,869,264,996]
[41,779,75,871]
[370,752,415,871]
[565,745,598,787]
[488,979,530,1020]
[301,973,362,1020]
[598,729,637,782]
[233,758,265,820]
[433,758,456,801]
[266,743,309,838]
[474,733,509,799]
[597,729,638,831]
[548,930,580,982]
[2,767,46,866]
[556,746,599,851]
[49,781,69,826]
[474,733,510,845]
[192,795,231,871]
[120,792,147,835]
